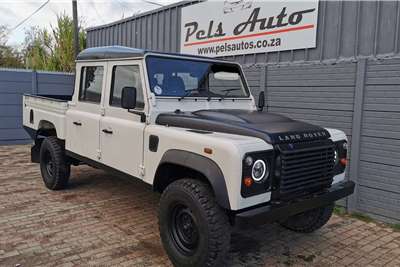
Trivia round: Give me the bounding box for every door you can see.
[99,61,146,178]
[66,63,106,161]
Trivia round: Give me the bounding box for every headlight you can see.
[241,151,274,198]
[333,140,348,175]
[251,159,268,182]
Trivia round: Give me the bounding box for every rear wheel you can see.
[159,179,231,267]
[280,203,334,233]
[39,136,70,190]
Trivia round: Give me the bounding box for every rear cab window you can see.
[79,66,104,103]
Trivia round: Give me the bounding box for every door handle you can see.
[73,121,82,126]
[102,129,113,134]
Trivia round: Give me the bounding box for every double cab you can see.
[23,46,354,267]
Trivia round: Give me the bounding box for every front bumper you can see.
[235,181,355,228]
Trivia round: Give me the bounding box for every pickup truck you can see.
[23,46,354,267]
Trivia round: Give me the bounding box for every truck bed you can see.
[23,94,71,140]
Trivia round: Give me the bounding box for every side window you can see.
[110,65,144,109]
[79,66,104,103]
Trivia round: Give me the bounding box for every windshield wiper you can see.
[178,88,201,101]
[219,88,240,100]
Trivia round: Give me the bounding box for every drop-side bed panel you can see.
[22,94,69,140]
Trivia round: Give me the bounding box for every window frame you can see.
[78,65,105,104]
[109,64,145,110]
[144,54,251,99]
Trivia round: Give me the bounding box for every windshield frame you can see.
[144,53,251,99]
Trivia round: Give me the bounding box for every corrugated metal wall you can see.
[356,59,400,222]
[0,69,74,145]
[233,1,400,65]
[241,58,400,223]
[84,1,400,223]
[87,1,200,53]
[87,1,400,63]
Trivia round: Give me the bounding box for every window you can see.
[79,66,104,103]
[110,65,144,109]
[146,56,249,98]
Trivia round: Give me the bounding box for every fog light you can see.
[244,156,253,166]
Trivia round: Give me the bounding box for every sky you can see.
[0,0,180,47]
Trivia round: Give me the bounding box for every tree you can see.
[0,26,24,68]
[24,13,86,72]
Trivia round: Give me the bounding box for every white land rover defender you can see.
[23,46,354,266]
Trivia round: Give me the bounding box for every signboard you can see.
[180,0,319,57]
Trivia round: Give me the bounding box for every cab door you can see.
[99,61,147,178]
[66,62,106,161]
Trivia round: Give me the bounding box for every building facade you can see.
[86,1,400,223]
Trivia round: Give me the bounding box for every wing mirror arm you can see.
[121,86,146,123]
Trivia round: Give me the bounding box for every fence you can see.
[0,69,74,145]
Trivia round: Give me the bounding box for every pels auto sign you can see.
[181,0,319,57]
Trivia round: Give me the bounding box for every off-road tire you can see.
[159,179,231,267]
[280,203,334,233]
[39,136,70,190]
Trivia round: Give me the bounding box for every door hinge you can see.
[139,165,145,177]
[100,107,105,116]
[96,149,102,160]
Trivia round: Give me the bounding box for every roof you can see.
[76,46,228,62]
[76,46,147,60]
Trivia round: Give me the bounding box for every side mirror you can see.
[121,87,137,110]
[257,91,265,111]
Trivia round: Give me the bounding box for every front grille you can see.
[276,140,335,200]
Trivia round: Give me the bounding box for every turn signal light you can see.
[243,177,253,187]
[204,148,213,154]
[340,158,348,166]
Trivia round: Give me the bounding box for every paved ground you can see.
[1,145,400,267]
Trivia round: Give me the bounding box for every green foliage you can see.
[333,205,346,216]
[388,223,400,232]
[24,13,86,72]
[0,26,24,68]
[350,212,374,223]
[334,206,400,231]
[0,45,24,68]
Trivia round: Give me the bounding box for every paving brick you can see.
[0,145,399,266]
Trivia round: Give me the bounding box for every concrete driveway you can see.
[1,145,399,267]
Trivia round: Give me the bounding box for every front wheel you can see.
[159,179,231,267]
[280,203,334,233]
[39,136,70,190]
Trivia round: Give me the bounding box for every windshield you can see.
[146,56,249,98]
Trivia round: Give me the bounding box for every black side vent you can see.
[149,135,159,152]
[276,140,335,200]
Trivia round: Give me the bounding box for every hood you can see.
[156,109,330,144]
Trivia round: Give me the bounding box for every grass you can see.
[333,206,346,216]
[350,212,374,223]
[334,205,400,231]
[389,223,400,232]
